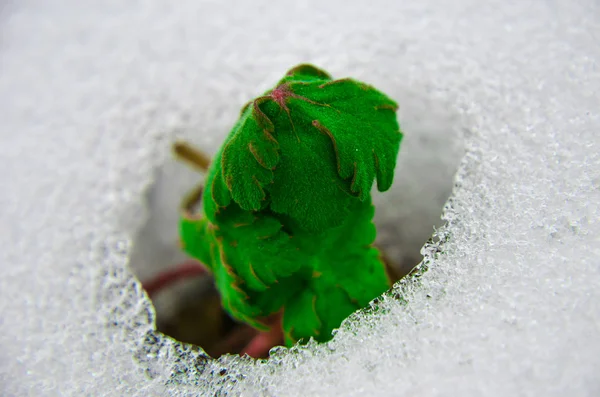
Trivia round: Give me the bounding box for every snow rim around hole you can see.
[98,89,472,393]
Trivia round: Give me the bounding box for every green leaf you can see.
[211,236,269,331]
[214,205,307,291]
[282,289,322,344]
[202,149,231,223]
[219,102,280,211]
[278,64,332,84]
[178,215,212,270]
[266,109,358,232]
[289,78,402,197]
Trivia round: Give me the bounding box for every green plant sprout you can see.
[145,64,403,357]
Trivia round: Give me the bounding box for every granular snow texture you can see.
[0,1,598,396]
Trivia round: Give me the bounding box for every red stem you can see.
[241,312,284,358]
[142,260,207,297]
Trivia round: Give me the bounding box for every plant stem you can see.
[173,140,211,172]
[142,260,207,297]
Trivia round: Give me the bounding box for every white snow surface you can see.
[1,1,599,396]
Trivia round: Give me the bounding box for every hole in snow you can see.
[128,91,464,359]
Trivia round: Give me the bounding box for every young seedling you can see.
[144,64,403,358]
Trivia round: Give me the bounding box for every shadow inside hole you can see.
[128,92,464,358]
[127,154,256,358]
[373,90,465,278]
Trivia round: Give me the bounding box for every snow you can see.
[0,0,599,396]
